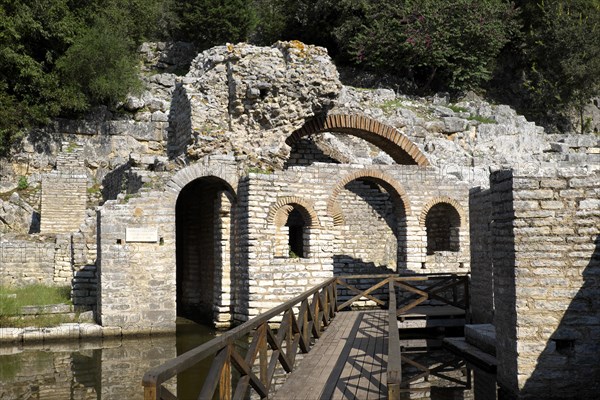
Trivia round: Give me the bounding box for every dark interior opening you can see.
[425,203,461,255]
[286,208,306,258]
[176,177,233,323]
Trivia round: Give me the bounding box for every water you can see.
[397,331,497,400]
[0,323,497,400]
[0,318,216,400]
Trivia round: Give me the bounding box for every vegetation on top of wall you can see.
[0,0,598,155]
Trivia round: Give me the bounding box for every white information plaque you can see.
[125,227,159,243]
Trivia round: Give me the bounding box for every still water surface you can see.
[0,322,495,400]
[0,318,215,400]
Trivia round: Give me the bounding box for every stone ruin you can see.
[0,41,598,399]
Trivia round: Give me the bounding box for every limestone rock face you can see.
[181,41,342,166]
[0,192,39,234]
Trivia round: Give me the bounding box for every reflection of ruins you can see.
[0,336,179,400]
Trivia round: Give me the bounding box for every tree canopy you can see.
[1,0,599,154]
[520,0,600,132]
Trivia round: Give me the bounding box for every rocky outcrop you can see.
[179,41,342,166]
[0,192,39,234]
[1,41,598,201]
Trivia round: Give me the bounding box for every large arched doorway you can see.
[176,176,236,327]
[328,170,410,275]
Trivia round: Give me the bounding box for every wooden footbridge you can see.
[143,273,469,400]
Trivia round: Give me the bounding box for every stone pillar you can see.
[492,167,600,398]
[214,191,234,329]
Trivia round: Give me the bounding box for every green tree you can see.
[521,0,600,133]
[172,0,255,50]
[0,0,80,152]
[0,0,174,155]
[338,0,519,92]
[55,19,142,109]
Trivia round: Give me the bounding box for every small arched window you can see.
[272,203,313,259]
[286,208,305,258]
[425,203,460,255]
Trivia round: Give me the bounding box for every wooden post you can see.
[387,280,402,400]
[220,345,232,400]
[259,325,268,389]
[143,387,157,400]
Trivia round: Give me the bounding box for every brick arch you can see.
[327,170,411,226]
[165,161,239,209]
[268,196,320,228]
[286,114,430,166]
[167,162,238,195]
[418,196,466,227]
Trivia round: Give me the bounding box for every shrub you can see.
[338,0,520,92]
[17,176,28,190]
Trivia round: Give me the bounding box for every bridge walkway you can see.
[273,310,389,400]
[143,274,469,400]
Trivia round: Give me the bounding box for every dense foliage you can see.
[1,0,599,154]
[520,0,600,132]
[171,0,255,50]
[343,0,520,91]
[0,0,170,153]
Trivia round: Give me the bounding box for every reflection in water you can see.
[0,319,215,400]
[0,323,496,400]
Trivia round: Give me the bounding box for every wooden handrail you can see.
[142,273,469,399]
[143,277,338,400]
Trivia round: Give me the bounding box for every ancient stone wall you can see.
[334,180,398,274]
[244,163,470,316]
[97,191,176,332]
[40,148,87,234]
[469,187,494,324]
[491,166,600,399]
[0,239,56,286]
[97,156,241,330]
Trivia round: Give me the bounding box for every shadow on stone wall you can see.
[347,179,398,234]
[283,138,340,168]
[333,254,396,277]
[101,163,131,202]
[234,177,250,324]
[24,128,63,155]
[168,83,192,159]
[468,187,493,324]
[490,170,518,397]
[28,210,40,233]
[520,235,600,399]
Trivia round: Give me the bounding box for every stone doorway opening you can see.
[332,176,408,275]
[175,176,236,327]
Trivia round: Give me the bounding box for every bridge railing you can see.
[335,273,469,399]
[142,273,468,399]
[142,277,338,400]
[335,273,469,316]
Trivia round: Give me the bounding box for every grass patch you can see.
[378,99,404,114]
[17,176,28,190]
[448,104,468,113]
[0,284,72,327]
[468,115,496,124]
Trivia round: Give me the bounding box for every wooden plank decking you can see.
[273,310,390,400]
